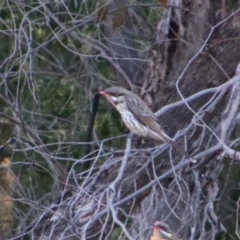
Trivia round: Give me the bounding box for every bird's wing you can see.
[126,96,170,141]
[125,96,158,122]
[126,96,196,162]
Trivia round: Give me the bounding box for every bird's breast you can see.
[116,103,149,137]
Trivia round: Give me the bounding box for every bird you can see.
[99,86,196,163]
[151,221,179,240]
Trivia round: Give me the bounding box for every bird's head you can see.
[99,86,132,106]
[153,221,173,239]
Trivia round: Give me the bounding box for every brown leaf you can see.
[112,4,126,30]
[159,0,168,7]
[97,5,109,22]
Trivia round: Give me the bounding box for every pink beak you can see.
[99,90,108,96]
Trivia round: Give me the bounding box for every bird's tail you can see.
[167,139,196,163]
[154,130,196,163]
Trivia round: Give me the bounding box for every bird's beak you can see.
[99,90,107,96]
[99,91,116,106]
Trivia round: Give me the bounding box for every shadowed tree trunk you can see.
[10,1,240,240]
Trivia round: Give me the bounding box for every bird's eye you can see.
[110,96,118,103]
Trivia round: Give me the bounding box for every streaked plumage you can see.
[99,86,195,162]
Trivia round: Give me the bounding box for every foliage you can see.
[0,0,160,236]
